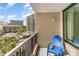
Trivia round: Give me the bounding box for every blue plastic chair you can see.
[47,35,64,56]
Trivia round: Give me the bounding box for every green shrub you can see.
[0,30,4,36]
[0,37,17,55]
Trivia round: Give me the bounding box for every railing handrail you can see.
[4,33,37,56]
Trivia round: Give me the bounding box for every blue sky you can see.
[0,3,33,25]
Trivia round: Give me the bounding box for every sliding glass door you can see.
[63,4,79,48]
[67,7,74,41]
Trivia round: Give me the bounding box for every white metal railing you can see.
[4,33,37,56]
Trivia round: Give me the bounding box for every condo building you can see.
[10,20,23,25]
[27,14,35,32]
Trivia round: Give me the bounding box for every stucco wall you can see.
[35,12,63,48]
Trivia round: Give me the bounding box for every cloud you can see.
[7,15,17,20]
[29,7,32,10]
[0,15,5,19]
[6,3,15,8]
[22,11,35,19]
[23,3,33,10]
[22,13,32,19]
[0,15,5,22]
[22,11,26,14]
[23,3,31,8]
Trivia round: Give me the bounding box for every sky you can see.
[0,3,34,25]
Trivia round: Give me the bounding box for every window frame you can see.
[63,3,79,49]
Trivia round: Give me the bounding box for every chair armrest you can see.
[48,42,54,49]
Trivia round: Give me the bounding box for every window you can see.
[63,4,79,48]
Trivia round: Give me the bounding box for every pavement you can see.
[0,33,17,40]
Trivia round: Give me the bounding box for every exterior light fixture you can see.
[52,18,56,22]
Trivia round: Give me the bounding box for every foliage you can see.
[16,25,27,35]
[0,37,17,55]
[0,30,4,36]
[0,26,27,55]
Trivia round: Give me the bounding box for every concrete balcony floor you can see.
[38,48,70,56]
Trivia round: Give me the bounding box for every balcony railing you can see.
[4,33,38,56]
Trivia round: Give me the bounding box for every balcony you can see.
[0,3,75,56]
[4,3,71,56]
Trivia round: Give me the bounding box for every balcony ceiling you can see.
[30,3,71,13]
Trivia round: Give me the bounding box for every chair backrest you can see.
[52,35,62,46]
